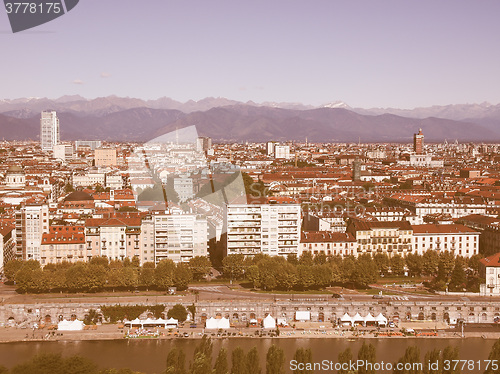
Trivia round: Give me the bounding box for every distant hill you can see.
[0,97,499,142]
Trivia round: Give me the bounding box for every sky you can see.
[1,0,500,109]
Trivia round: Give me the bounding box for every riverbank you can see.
[2,324,500,344]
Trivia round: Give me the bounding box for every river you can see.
[0,338,495,373]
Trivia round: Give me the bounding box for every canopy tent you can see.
[375,313,388,325]
[295,311,311,321]
[205,317,218,329]
[124,318,143,327]
[58,319,84,331]
[125,318,171,327]
[364,313,376,325]
[205,317,230,329]
[340,313,354,326]
[165,318,178,327]
[218,317,230,329]
[277,318,288,326]
[263,315,276,329]
[352,313,364,324]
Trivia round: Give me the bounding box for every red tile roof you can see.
[480,253,500,268]
[412,224,479,234]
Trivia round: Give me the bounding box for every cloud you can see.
[72,79,84,85]
[100,72,111,78]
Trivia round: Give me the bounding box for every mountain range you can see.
[0,96,499,142]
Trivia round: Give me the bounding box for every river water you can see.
[0,338,495,373]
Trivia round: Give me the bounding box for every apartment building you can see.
[346,219,413,257]
[15,204,49,260]
[225,202,301,257]
[85,216,143,261]
[0,225,15,273]
[412,224,479,258]
[153,213,208,263]
[40,226,86,266]
[94,148,117,167]
[299,231,357,257]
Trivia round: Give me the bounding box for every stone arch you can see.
[418,312,424,321]
[232,313,239,321]
[71,314,77,321]
[406,312,412,320]
[318,312,325,322]
[201,313,207,323]
[481,313,487,322]
[444,312,450,323]
[241,313,247,321]
[250,312,256,320]
[431,313,437,321]
[58,315,64,322]
[44,315,52,324]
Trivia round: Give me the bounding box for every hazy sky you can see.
[1,0,500,108]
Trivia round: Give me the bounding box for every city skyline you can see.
[1,1,500,108]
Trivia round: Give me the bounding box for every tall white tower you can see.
[40,111,60,151]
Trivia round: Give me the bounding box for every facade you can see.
[85,216,143,261]
[412,224,479,257]
[15,204,50,260]
[94,148,117,167]
[40,111,60,151]
[75,140,102,151]
[174,177,194,202]
[457,214,500,256]
[196,137,212,152]
[4,165,25,189]
[0,225,15,274]
[52,144,74,162]
[153,213,208,263]
[413,128,424,154]
[480,253,500,296]
[346,219,413,257]
[40,226,86,266]
[274,145,291,159]
[225,202,301,257]
[299,231,357,257]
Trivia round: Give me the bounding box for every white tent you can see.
[263,315,276,329]
[142,318,157,326]
[352,313,364,324]
[375,313,388,325]
[125,318,143,327]
[277,318,288,327]
[205,317,218,329]
[364,313,376,325]
[340,313,353,326]
[58,319,84,331]
[218,317,230,329]
[165,318,178,327]
[295,311,311,321]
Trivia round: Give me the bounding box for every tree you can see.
[293,348,313,374]
[405,253,423,277]
[437,251,455,281]
[266,345,284,374]
[222,254,246,280]
[165,347,186,374]
[448,258,467,292]
[337,348,353,374]
[231,347,246,374]
[373,253,391,276]
[422,250,439,276]
[188,304,196,321]
[154,259,176,290]
[358,342,376,374]
[351,254,378,287]
[423,348,441,374]
[441,346,460,374]
[189,256,212,281]
[192,336,213,374]
[139,262,155,290]
[174,263,193,291]
[3,259,24,281]
[393,346,422,374]
[246,347,261,374]
[167,304,188,322]
[299,251,314,266]
[484,339,500,374]
[390,254,406,277]
[214,348,229,374]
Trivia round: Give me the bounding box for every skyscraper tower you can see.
[40,111,60,151]
[413,128,424,154]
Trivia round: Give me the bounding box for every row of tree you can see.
[4,255,213,294]
[221,250,482,291]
